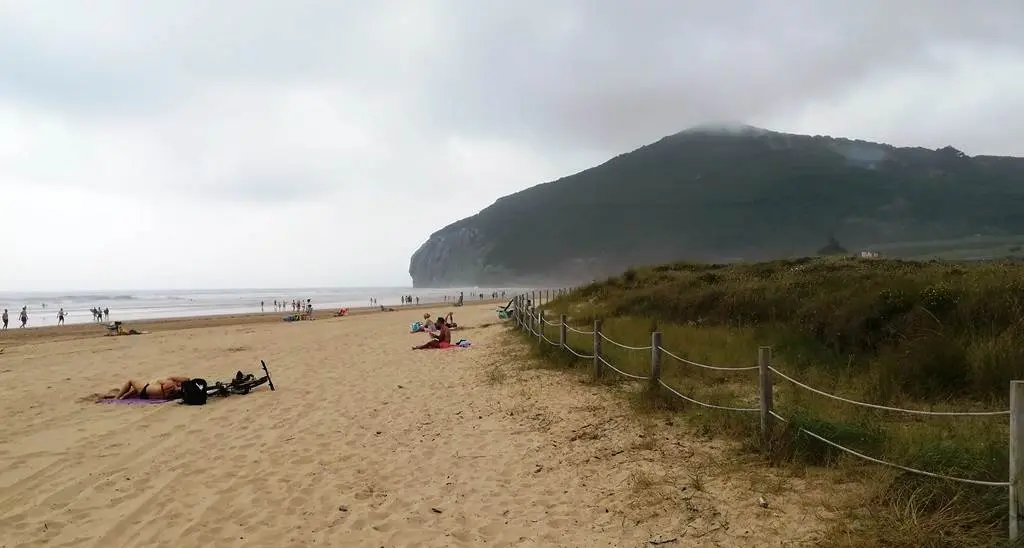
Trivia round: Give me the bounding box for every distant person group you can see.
[89,307,110,323]
[440,291,505,304]
[253,291,509,319]
[0,304,112,330]
[1,306,33,330]
[269,299,314,317]
[1,307,24,330]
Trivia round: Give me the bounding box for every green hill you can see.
[409,125,1024,287]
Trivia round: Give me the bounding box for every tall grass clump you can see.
[516,256,1024,546]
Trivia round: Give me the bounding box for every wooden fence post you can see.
[758,346,774,445]
[593,319,603,378]
[537,310,544,343]
[559,314,567,350]
[516,294,524,329]
[650,331,662,391]
[1010,380,1024,541]
[520,295,526,329]
[518,295,525,330]
[512,295,519,327]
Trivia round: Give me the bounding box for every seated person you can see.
[444,312,458,328]
[421,313,442,333]
[412,317,451,349]
[100,376,192,400]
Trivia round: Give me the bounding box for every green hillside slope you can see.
[409,125,1024,287]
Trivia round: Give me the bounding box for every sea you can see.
[0,287,520,328]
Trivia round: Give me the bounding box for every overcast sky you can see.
[2,1,1023,290]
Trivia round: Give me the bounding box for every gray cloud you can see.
[413,0,1024,151]
[4,1,1023,151]
[2,0,1024,288]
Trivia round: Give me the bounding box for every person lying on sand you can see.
[99,376,192,400]
[413,317,451,349]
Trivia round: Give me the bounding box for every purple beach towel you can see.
[99,398,175,405]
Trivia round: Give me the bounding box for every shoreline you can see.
[1,286,523,329]
[0,299,509,348]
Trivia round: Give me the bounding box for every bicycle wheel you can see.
[228,376,268,395]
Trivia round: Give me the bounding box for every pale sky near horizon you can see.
[2,1,1023,291]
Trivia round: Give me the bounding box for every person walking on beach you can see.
[261,300,265,312]
[104,307,109,321]
[19,306,28,328]
[1,309,8,330]
[57,308,66,326]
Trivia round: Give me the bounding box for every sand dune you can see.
[0,303,833,547]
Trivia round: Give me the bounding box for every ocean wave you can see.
[55,294,136,302]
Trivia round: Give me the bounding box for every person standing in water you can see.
[57,308,66,326]
[19,306,28,328]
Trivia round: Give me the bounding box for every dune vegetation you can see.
[520,256,1024,547]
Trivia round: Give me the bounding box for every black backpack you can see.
[180,378,208,405]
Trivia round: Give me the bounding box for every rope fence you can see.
[660,346,759,372]
[600,331,652,351]
[507,289,1024,541]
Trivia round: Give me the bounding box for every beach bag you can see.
[180,378,208,405]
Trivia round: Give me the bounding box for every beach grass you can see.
[516,256,1023,547]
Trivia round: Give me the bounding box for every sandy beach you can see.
[0,302,836,547]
